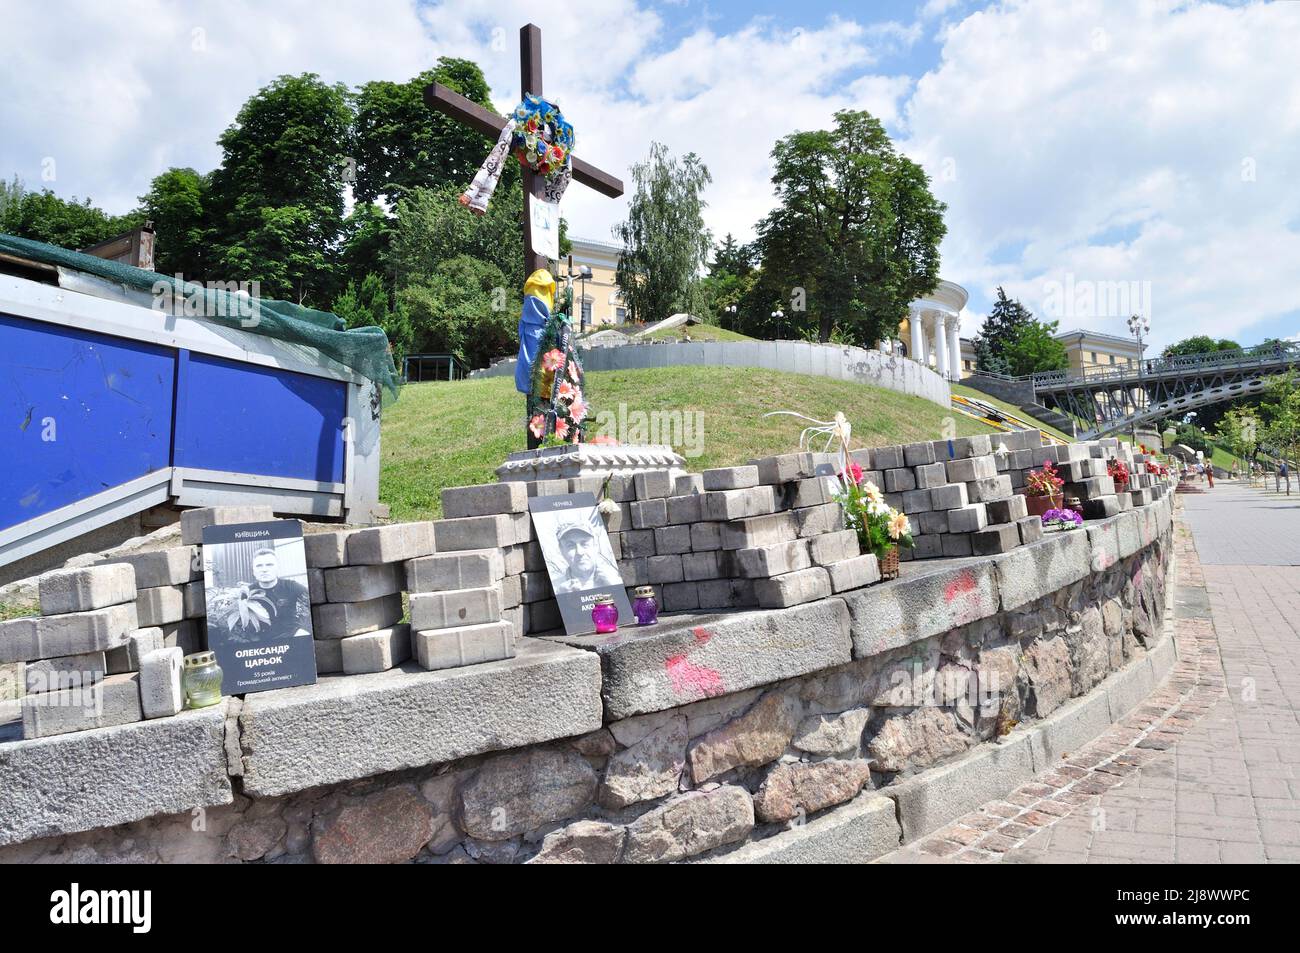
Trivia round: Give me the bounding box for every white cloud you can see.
[904,0,1300,348]
[0,0,1295,352]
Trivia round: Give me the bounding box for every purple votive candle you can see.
[632,586,658,625]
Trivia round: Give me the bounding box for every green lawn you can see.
[381,366,999,522]
[640,323,755,342]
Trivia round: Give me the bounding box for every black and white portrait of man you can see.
[528,491,631,635]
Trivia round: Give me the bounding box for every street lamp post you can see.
[723,303,737,330]
[771,309,784,340]
[1127,313,1151,444]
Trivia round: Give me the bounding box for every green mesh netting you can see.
[0,232,399,400]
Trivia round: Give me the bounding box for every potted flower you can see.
[1024,459,1065,517]
[1040,507,1083,531]
[1107,458,1130,492]
[834,464,914,579]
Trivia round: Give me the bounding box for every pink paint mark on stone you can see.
[692,626,712,645]
[665,653,724,700]
[944,571,977,603]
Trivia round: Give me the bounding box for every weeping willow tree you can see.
[612,142,712,326]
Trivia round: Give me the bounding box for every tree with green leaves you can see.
[754,109,946,345]
[0,181,142,250]
[333,272,413,362]
[391,183,525,291]
[613,142,712,326]
[1000,316,1068,377]
[351,58,494,207]
[397,255,518,369]
[1162,335,1240,359]
[206,73,353,305]
[138,167,210,279]
[974,287,1034,374]
[1260,371,1300,493]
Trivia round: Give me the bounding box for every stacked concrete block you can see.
[180,505,276,545]
[138,646,184,718]
[341,624,412,675]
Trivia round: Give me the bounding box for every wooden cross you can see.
[424,23,625,277]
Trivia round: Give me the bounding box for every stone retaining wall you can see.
[0,497,1174,863]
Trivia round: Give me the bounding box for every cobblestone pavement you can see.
[880,485,1300,863]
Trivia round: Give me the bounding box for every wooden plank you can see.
[520,24,547,276]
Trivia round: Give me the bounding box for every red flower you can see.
[845,461,864,485]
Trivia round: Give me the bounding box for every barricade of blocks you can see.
[1,562,189,738]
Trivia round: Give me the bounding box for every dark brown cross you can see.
[424,23,624,276]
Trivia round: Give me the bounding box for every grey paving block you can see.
[654,524,693,555]
[416,616,517,670]
[733,540,811,578]
[754,566,832,608]
[105,627,164,675]
[138,647,184,719]
[884,468,916,493]
[872,446,904,470]
[809,529,859,566]
[341,624,413,674]
[311,593,404,639]
[103,547,199,588]
[947,503,988,533]
[347,521,436,564]
[405,549,504,593]
[666,494,702,525]
[38,563,136,615]
[409,586,501,632]
[21,672,143,739]
[945,456,996,484]
[630,498,669,529]
[986,494,1028,523]
[304,529,354,569]
[431,514,511,552]
[323,562,405,603]
[721,511,799,550]
[314,638,343,675]
[901,488,932,513]
[941,533,973,557]
[690,522,723,552]
[647,554,685,584]
[682,551,723,581]
[914,462,948,489]
[753,452,818,485]
[972,523,1020,556]
[702,486,777,521]
[929,483,969,511]
[1016,514,1044,545]
[440,482,528,518]
[0,603,138,664]
[827,554,880,592]
[968,474,1013,503]
[180,505,276,545]
[634,470,674,500]
[24,652,106,694]
[674,474,704,496]
[702,466,759,490]
[135,584,185,628]
[696,578,757,609]
[662,581,701,612]
[903,442,936,466]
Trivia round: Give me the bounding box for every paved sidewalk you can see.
[879,484,1300,863]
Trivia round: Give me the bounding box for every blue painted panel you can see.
[0,313,175,531]
[174,352,346,484]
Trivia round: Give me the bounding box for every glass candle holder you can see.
[632,586,658,626]
[591,595,619,634]
[183,651,224,709]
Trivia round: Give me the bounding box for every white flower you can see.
[597,497,619,516]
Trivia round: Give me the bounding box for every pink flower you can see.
[570,398,588,423]
[541,349,564,372]
[847,461,864,485]
[567,361,581,382]
[554,417,570,441]
[557,380,576,402]
[528,414,546,439]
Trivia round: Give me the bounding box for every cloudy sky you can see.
[1,0,1296,349]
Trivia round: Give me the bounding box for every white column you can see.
[909,307,924,363]
[947,316,962,380]
[933,312,948,380]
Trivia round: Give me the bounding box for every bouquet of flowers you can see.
[1041,507,1083,531]
[1026,459,1065,498]
[1107,458,1130,491]
[835,462,914,557]
[1145,460,1169,477]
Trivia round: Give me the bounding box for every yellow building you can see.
[1053,328,1145,373]
[565,237,627,329]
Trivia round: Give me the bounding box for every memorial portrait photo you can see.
[528,492,632,634]
[202,519,318,694]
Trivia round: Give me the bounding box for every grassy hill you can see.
[640,323,755,342]
[381,366,1001,522]
[950,382,1074,443]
